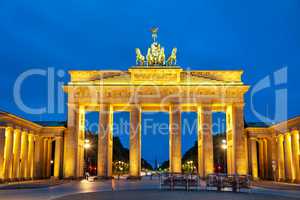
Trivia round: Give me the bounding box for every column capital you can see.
[284,132,292,138]
[13,127,21,133]
[34,135,41,140]
[67,101,81,106]
[99,103,113,111]
[21,129,29,135]
[42,137,50,141]
[5,126,13,132]
[28,133,35,140]
[232,102,245,107]
[197,104,213,113]
[67,103,82,113]
[277,134,284,139]
[21,128,29,133]
[257,138,265,143]
[198,103,212,108]
[291,129,299,135]
[169,104,182,113]
[131,104,142,111]
[249,137,258,141]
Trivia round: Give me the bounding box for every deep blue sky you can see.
[1,0,299,165]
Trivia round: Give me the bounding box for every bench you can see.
[206,174,251,192]
[160,173,200,191]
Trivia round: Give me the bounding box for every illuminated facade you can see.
[63,67,250,179]
[0,30,299,183]
[0,111,65,181]
[1,110,299,182]
[62,30,249,178]
[246,117,300,183]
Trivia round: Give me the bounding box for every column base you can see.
[127,176,142,180]
[293,180,300,184]
[252,177,260,181]
[276,178,286,182]
[284,179,294,183]
[289,179,299,184]
[96,176,114,180]
[63,176,83,180]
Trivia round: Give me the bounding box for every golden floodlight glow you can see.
[84,143,91,149]
[2,30,299,183]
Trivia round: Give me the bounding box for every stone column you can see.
[198,105,213,177]
[54,136,63,178]
[77,107,85,178]
[229,104,247,175]
[284,133,295,182]
[266,138,273,180]
[0,128,6,180]
[64,103,85,178]
[250,138,258,179]
[226,105,235,175]
[26,133,34,179]
[291,130,300,183]
[169,104,182,173]
[263,139,269,179]
[12,128,21,179]
[34,136,44,179]
[270,135,278,181]
[277,134,285,181]
[19,130,28,179]
[42,138,48,178]
[129,105,141,177]
[2,127,13,180]
[46,139,52,178]
[258,139,265,179]
[98,104,113,178]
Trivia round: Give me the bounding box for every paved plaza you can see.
[55,190,299,200]
[0,178,300,200]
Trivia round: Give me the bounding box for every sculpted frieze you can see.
[71,86,245,100]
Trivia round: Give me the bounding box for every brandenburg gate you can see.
[63,29,250,178]
[0,30,299,183]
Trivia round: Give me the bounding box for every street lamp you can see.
[84,143,91,149]
[84,139,91,176]
[221,144,227,150]
[221,141,227,174]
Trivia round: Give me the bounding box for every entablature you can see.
[64,84,249,104]
[0,111,66,137]
[79,103,242,113]
[66,67,247,87]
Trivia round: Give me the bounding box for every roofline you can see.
[0,110,42,128]
[246,115,300,129]
[270,115,300,129]
[0,110,66,129]
[68,68,245,73]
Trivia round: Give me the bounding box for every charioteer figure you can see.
[135,27,177,66]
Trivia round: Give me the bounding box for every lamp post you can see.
[84,139,91,176]
[221,139,227,174]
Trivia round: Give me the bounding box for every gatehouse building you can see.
[0,31,299,183]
